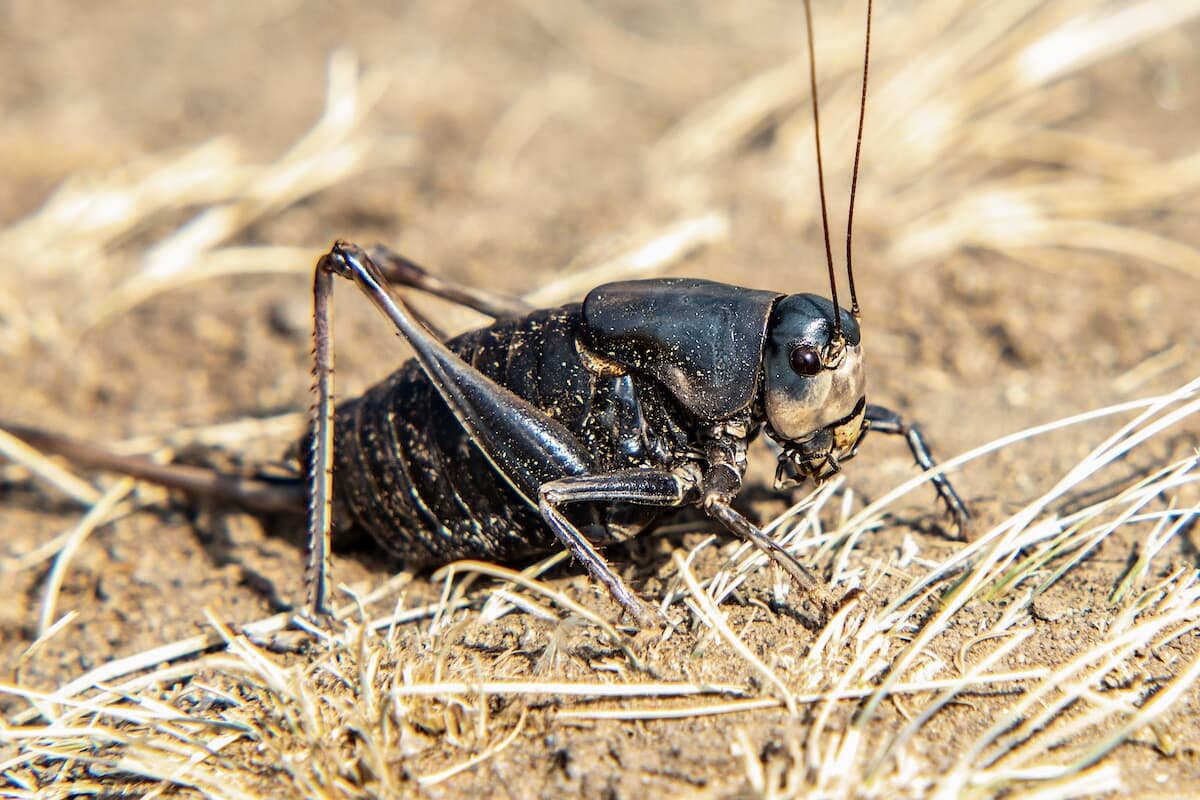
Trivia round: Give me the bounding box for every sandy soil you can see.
[2,1,1199,797]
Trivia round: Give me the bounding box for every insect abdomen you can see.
[326,305,596,566]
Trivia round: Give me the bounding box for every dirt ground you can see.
[2,1,1200,797]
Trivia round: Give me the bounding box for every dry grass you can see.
[3,0,1199,796]
[3,381,1196,796]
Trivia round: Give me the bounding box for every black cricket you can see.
[302,242,966,626]
[3,0,967,626]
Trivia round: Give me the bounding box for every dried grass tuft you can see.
[4,378,1195,795]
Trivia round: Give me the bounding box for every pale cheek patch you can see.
[766,372,833,441]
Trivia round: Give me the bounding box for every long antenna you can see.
[802,0,841,343]
[845,0,872,319]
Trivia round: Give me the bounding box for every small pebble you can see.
[268,297,311,340]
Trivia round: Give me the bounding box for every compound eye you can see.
[788,344,822,376]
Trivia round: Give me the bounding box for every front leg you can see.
[700,443,836,613]
[703,501,835,611]
[865,404,970,532]
[541,463,842,623]
[540,467,700,625]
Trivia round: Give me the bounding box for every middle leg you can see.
[866,403,970,533]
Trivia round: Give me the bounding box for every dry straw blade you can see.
[2,386,1196,797]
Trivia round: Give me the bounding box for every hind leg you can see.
[368,245,533,320]
[310,242,649,622]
